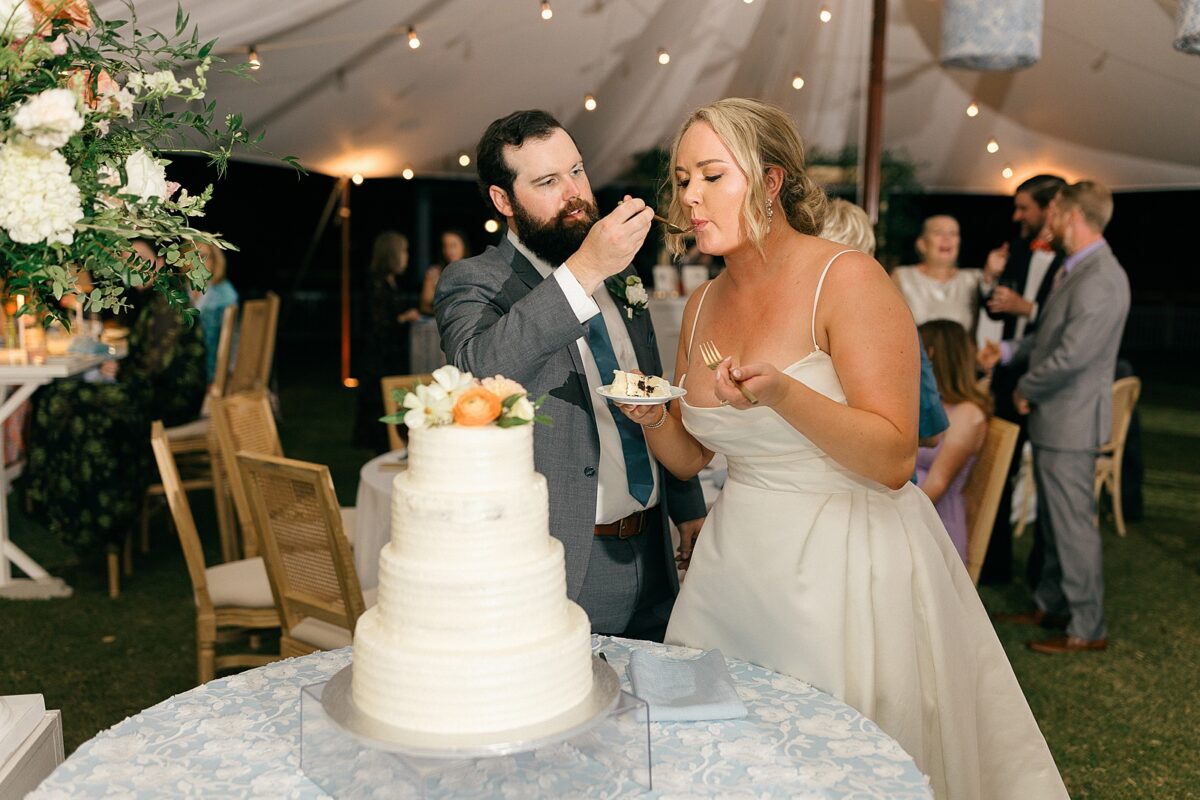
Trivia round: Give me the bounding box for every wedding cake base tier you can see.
[319,657,619,758]
[302,662,651,799]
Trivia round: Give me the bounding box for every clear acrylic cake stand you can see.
[301,657,652,798]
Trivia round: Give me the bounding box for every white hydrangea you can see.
[120,149,168,202]
[0,143,84,245]
[0,0,34,41]
[11,89,85,152]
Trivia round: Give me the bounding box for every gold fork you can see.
[698,340,758,405]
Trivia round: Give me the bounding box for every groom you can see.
[435,110,707,641]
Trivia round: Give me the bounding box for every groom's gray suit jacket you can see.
[434,236,707,602]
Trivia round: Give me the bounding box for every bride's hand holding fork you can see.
[713,357,788,410]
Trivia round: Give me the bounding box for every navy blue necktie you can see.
[586,315,654,505]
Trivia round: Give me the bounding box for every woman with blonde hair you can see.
[917,319,992,562]
[616,98,1066,799]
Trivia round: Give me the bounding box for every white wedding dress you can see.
[665,256,1068,800]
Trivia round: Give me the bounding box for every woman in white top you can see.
[892,214,1004,332]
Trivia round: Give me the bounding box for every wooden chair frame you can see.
[963,417,1020,585]
[211,392,283,560]
[227,292,280,396]
[234,451,365,657]
[1095,376,1142,537]
[150,421,280,684]
[381,373,433,452]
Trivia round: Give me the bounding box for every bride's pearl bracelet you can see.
[644,404,669,429]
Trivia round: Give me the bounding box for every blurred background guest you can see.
[892,214,1005,334]
[190,238,239,389]
[916,319,992,563]
[26,240,207,556]
[354,230,421,452]
[418,228,470,316]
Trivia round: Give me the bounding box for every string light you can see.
[966,101,979,117]
[657,48,670,65]
[402,165,415,180]
[484,219,501,233]
[247,46,261,70]
[819,5,832,23]
[458,153,471,167]
[1002,164,1014,179]
[986,137,1000,154]
[583,93,597,111]
[540,1,553,20]
[350,173,364,185]
[407,26,420,49]
[743,0,754,4]
[791,73,805,90]
[343,377,359,388]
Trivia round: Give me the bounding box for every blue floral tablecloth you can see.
[31,637,931,798]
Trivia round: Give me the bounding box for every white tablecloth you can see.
[31,638,932,799]
[352,450,406,590]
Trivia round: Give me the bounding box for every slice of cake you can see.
[610,369,670,398]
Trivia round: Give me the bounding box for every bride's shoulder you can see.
[803,242,889,289]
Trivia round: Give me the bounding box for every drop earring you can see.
[766,196,775,228]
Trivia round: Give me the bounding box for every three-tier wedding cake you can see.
[352,373,593,734]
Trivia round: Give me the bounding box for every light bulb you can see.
[986,137,999,154]
[1002,164,1014,179]
[540,1,552,20]
[343,377,359,388]
[247,47,261,70]
[351,173,364,185]
[583,94,597,111]
[743,0,754,4]
[657,48,670,65]
[407,26,420,49]
[792,73,805,90]
[458,153,471,167]
[402,166,415,180]
[819,5,832,23]
[966,101,979,118]
[484,219,501,233]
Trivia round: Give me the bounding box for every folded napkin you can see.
[626,648,747,722]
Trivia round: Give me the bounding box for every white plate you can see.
[596,385,686,405]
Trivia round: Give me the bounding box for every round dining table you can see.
[30,637,931,799]
[352,449,407,590]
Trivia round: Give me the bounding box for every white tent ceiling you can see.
[96,0,1200,192]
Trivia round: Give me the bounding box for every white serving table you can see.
[0,354,109,599]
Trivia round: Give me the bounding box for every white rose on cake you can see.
[11,88,85,152]
[0,143,84,244]
[120,149,169,202]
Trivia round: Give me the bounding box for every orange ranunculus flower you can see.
[29,0,92,31]
[452,387,502,426]
[66,68,117,109]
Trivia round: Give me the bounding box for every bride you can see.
[617,98,1067,800]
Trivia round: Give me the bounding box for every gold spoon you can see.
[618,199,693,235]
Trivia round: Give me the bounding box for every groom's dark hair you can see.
[476,109,572,207]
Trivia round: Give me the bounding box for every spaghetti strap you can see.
[686,280,715,362]
[810,250,856,352]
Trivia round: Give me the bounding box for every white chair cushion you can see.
[339,506,355,546]
[205,557,274,608]
[288,588,377,651]
[165,417,210,440]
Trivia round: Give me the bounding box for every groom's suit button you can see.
[583,466,596,477]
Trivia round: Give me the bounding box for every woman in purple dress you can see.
[916,319,991,562]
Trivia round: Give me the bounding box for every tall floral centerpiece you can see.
[0,0,293,323]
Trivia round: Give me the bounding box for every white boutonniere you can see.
[606,275,648,319]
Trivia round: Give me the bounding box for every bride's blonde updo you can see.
[664,98,828,257]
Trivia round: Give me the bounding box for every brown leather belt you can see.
[594,510,648,539]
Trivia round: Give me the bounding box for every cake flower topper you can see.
[381,365,550,430]
[606,275,648,319]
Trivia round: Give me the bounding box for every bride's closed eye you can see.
[676,174,723,189]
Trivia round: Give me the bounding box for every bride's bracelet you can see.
[644,404,669,430]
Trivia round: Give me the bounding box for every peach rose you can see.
[29,0,91,31]
[452,386,502,426]
[66,68,118,109]
[481,375,526,402]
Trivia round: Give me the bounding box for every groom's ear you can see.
[489,186,514,219]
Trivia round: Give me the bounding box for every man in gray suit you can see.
[998,180,1130,654]
[435,109,707,641]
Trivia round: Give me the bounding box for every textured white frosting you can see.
[352,423,595,734]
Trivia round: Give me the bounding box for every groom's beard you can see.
[511,196,600,267]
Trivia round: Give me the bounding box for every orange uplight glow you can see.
[344,377,359,388]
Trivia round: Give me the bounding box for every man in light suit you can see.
[435,110,707,641]
[1001,180,1130,654]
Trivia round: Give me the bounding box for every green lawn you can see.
[1,351,1196,798]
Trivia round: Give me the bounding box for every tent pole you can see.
[338,178,352,386]
[863,0,888,224]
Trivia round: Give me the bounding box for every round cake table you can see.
[352,449,406,590]
[30,638,930,799]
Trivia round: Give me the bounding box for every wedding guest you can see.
[354,230,422,453]
[820,199,948,450]
[27,240,206,558]
[436,109,706,640]
[190,239,239,386]
[916,319,991,563]
[617,97,1067,798]
[892,214,1005,333]
[997,181,1130,656]
[418,229,471,316]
